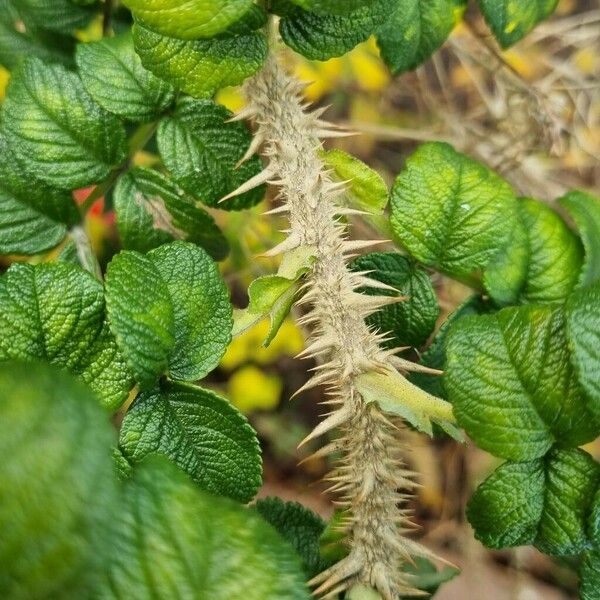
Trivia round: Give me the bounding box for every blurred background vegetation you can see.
[1,0,599,597]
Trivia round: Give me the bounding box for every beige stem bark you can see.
[240,54,450,599]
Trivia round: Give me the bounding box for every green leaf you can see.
[119,381,261,503]
[355,368,458,439]
[0,17,74,69]
[321,148,388,214]
[482,216,529,306]
[348,558,459,599]
[114,167,229,260]
[8,0,93,34]
[468,459,544,548]
[0,134,78,255]
[409,295,492,398]
[0,361,117,598]
[1,57,127,190]
[157,97,265,210]
[288,0,375,15]
[581,547,600,600]
[112,446,133,481]
[390,142,517,279]
[0,263,133,410]
[124,0,254,39]
[484,198,583,305]
[280,0,389,61]
[57,238,81,265]
[478,0,559,48]
[566,281,600,417]
[347,585,382,600]
[377,0,466,74]
[104,457,310,599]
[351,252,439,349]
[467,448,600,555]
[590,489,600,546]
[233,245,316,345]
[132,22,267,98]
[559,190,600,288]
[446,304,600,460]
[105,241,232,388]
[105,251,174,386]
[234,276,298,344]
[76,33,175,123]
[319,509,350,564]
[401,557,460,596]
[255,497,328,578]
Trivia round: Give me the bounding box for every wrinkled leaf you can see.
[119,381,261,503]
[157,97,265,210]
[76,33,175,122]
[255,497,328,578]
[356,369,459,439]
[409,295,492,398]
[484,198,582,305]
[0,134,78,255]
[590,490,600,546]
[321,148,388,214]
[390,142,517,279]
[478,0,559,48]
[483,216,529,306]
[114,167,229,260]
[288,0,375,15]
[581,547,600,600]
[566,281,600,417]
[112,446,133,481]
[446,304,600,460]
[401,557,460,595]
[9,0,93,34]
[0,362,117,599]
[133,22,267,99]
[351,252,439,349]
[0,18,74,69]
[377,0,466,74]
[280,0,388,61]
[105,241,232,388]
[468,448,600,555]
[123,0,253,39]
[559,190,600,288]
[0,263,132,410]
[2,57,127,189]
[103,457,310,599]
[233,245,315,345]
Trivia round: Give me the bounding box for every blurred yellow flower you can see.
[228,364,283,413]
[0,66,10,100]
[221,318,304,370]
[215,86,246,112]
[349,39,390,92]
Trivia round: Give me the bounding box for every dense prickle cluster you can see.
[233,55,446,598]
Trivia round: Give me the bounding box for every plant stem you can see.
[102,0,113,36]
[243,53,447,598]
[127,121,158,155]
[79,121,158,220]
[79,170,120,216]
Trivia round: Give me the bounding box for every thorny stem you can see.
[241,52,449,598]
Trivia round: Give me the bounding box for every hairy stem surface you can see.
[242,54,445,598]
